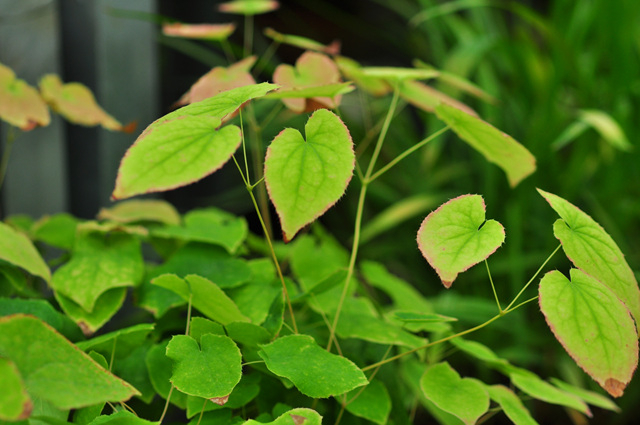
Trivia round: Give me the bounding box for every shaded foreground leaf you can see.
[258,334,368,398]
[265,109,354,241]
[0,222,51,283]
[538,188,640,328]
[487,385,539,425]
[167,334,242,399]
[417,194,504,287]
[98,199,181,225]
[86,410,158,425]
[342,379,391,425]
[435,103,536,186]
[0,314,139,410]
[420,362,489,425]
[0,357,32,421]
[242,407,322,425]
[539,269,638,397]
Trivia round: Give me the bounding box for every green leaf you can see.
[152,208,248,253]
[420,362,489,425]
[334,56,391,96]
[152,274,249,325]
[166,334,242,399]
[335,311,427,349]
[537,189,640,328]
[32,213,80,250]
[241,408,322,425]
[51,230,143,313]
[578,109,632,151]
[185,373,261,418]
[487,385,539,425]
[264,109,355,241]
[0,297,83,341]
[399,80,478,116]
[75,323,154,360]
[361,261,432,312]
[417,194,505,287]
[393,312,457,323]
[225,322,271,347]
[435,103,536,186]
[227,259,281,325]
[55,288,127,336]
[361,67,440,80]
[539,269,638,397]
[218,0,279,15]
[162,22,236,41]
[0,62,50,130]
[189,317,226,342]
[0,222,51,283]
[262,82,355,100]
[111,116,240,200]
[258,334,368,398]
[86,410,158,425]
[508,368,591,416]
[145,341,188,409]
[0,314,139,410]
[549,378,620,412]
[0,357,32,421]
[112,343,155,404]
[264,28,340,54]
[342,380,391,425]
[97,199,181,225]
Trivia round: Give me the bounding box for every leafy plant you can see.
[1,2,637,425]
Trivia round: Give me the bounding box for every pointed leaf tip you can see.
[417,194,504,287]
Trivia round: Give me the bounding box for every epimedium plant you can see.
[0,1,638,425]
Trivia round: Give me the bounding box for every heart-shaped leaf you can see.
[0,62,50,130]
[0,222,51,283]
[435,103,536,187]
[538,189,640,328]
[162,22,236,40]
[420,362,489,425]
[264,109,354,241]
[417,194,505,287]
[258,334,368,398]
[166,334,242,399]
[273,51,342,112]
[539,269,638,397]
[39,74,126,131]
[0,314,139,410]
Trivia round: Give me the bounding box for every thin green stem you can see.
[254,40,280,77]
[220,39,235,63]
[0,127,17,191]
[244,14,253,57]
[242,360,266,367]
[485,260,502,313]
[505,244,562,311]
[185,293,193,335]
[367,125,450,183]
[239,109,250,183]
[196,399,207,425]
[109,337,117,372]
[232,156,250,187]
[364,84,400,178]
[158,386,174,424]
[505,295,539,312]
[247,103,273,239]
[247,188,298,333]
[345,346,392,407]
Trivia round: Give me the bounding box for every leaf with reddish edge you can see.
[399,79,477,117]
[539,269,638,397]
[0,357,32,421]
[273,51,343,113]
[177,56,257,106]
[264,28,341,55]
[112,116,241,200]
[417,194,505,288]
[39,74,132,132]
[0,63,50,130]
[162,22,236,40]
[264,109,355,242]
[218,0,279,15]
[435,103,536,187]
[537,188,640,329]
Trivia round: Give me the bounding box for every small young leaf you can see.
[39,74,125,131]
[578,109,632,151]
[111,116,241,200]
[258,334,368,398]
[435,103,536,187]
[86,410,158,425]
[0,62,50,130]
[334,56,391,96]
[264,28,340,55]
[0,314,139,409]
[241,408,322,425]
[166,334,242,399]
[0,222,51,283]
[51,231,143,313]
[272,51,343,112]
[0,357,32,421]
[417,194,505,287]
[342,379,391,425]
[419,362,490,425]
[162,22,236,40]
[487,385,539,425]
[55,288,127,336]
[97,199,181,225]
[218,0,279,15]
[537,189,640,328]
[361,67,439,80]
[75,323,155,360]
[264,109,354,241]
[539,269,638,397]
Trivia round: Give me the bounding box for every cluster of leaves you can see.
[1,1,638,425]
